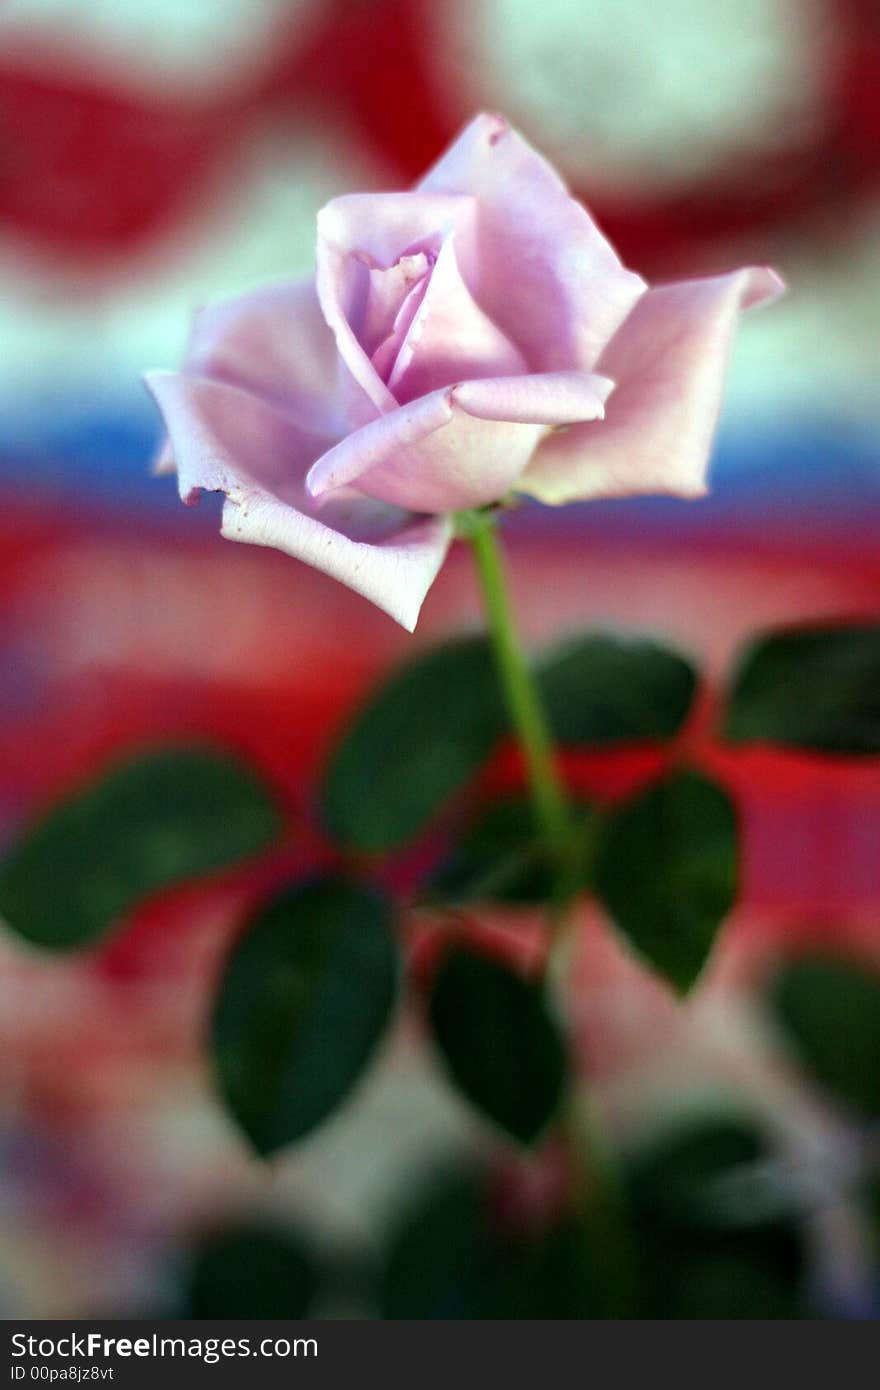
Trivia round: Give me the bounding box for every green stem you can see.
[460,507,636,1316]
[461,510,570,862]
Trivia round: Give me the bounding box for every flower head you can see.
[146,113,783,630]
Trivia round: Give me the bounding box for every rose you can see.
[146,113,783,631]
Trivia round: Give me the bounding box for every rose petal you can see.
[185,277,344,433]
[318,191,475,270]
[386,232,528,403]
[306,388,453,493]
[418,113,646,373]
[361,253,432,359]
[370,270,434,385]
[306,372,613,513]
[144,371,452,630]
[452,371,614,424]
[315,192,476,420]
[519,267,785,506]
[149,278,344,473]
[152,436,176,476]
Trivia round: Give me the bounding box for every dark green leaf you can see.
[321,638,506,852]
[428,945,567,1144]
[482,1220,604,1320]
[625,1112,771,1233]
[724,622,880,754]
[636,1240,804,1319]
[213,878,398,1154]
[768,955,880,1121]
[382,1168,600,1319]
[185,1223,317,1318]
[382,1169,486,1319]
[594,769,738,993]
[0,746,282,950]
[538,632,697,746]
[624,1112,807,1318]
[426,796,598,906]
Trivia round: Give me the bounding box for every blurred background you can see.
[0,0,878,1318]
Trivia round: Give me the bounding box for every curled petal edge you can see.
[306,371,614,501]
[144,370,453,632]
[518,266,785,506]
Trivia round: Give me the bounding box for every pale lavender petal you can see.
[361,253,432,359]
[519,267,785,505]
[152,436,176,476]
[418,113,646,373]
[386,232,527,403]
[370,273,431,384]
[318,191,475,270]
[452,371,613,424]
[184,277,344,434]
[144,371,452,630]
[315,192,476,420]
[150,278,345,472]
[307,372,613,513]
[306,390,454,495]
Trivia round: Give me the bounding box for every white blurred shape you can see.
[0,0,327,94]
[444,0,832,190]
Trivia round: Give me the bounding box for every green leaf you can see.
[636,1239,805,1319]
[768,955,880,1121]
[625,1112,771,1233]
[0,746,283,950]
[321,637,507,852]
[623,1112,807,1318]
[482,1220,604,1320]
[538,632,697,746]
[185,1222,318,1318]
[594,769,738,993]
[724,622,880,754]
[381,1169,487,1319]
[213,877,398,1154]
[426,796,598,906]
[428,944,567,1144]
[381,1168,600,1319]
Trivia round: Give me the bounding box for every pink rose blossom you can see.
[146,113,783,631]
